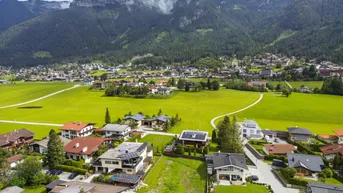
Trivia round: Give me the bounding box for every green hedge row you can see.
[63,159,84,168]
[264,154,287,162]
[55,164,87,175]
[280,168,308,187]
[333,171,343,183]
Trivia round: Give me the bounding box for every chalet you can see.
[94,142,153,174]
[333,129,343,144]
[298,85,313,93]
[317,134,337,144]
[64,137,112,163]
[177,130,209,148]
[287,153,324,177]
[123,114,145,127]
[7,154,24,168]
[320,144,343,160]
[263,144,296,155]
[239,120,263,139]
[60,122,94,139]
[30,136,71,154]
[306,182,343,193]
[0,129,34,150]
[142,116,169,129]
[102,124,131,140]
[206,153,249,186]
[287,127,312,143]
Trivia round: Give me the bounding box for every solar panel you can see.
[112,174,141,184]
[118,152,139,160]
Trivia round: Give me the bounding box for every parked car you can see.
[68,173,78,180]
[55,170,63,175]
[250,175,259,181]
[45,170,51,175]
[49,169,57,175]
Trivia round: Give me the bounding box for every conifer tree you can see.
[46,130,65,169]
[105,108,111,124]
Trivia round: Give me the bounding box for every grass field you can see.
[139,134,175,149]
[138,156,206,193]
[0,123,58,140]
[0,82,74,106]
[23,186,45,193]
[0,87,259,137]
[289,81,323,89]
[215,184,269,193]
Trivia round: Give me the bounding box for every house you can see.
[306,182,343,193]
[206,153,249,185]
[319,144,343,160]
[333,129,343,144]
[102,124,131,140]
[60,122,94,139]
[270,130,289,138]
[141,116,169,129]
[154,87,171,95]
[30,136,71,154]
[7,154,24,168]
[0,79,9,84]
[0,186,24,193]
[287,127,312,143]
[287,153,324,177]
[111,174,142,187]
[177,130,209,148]
[0,129,34,150]
[239,120,263,139]
[298,85,313,93]
[123,114,145,127]
[64,137,112,163]
[317,134,337,144]
[247,81,266,87]
[259,69,275,77]
[94,142,153,174]
[47,181,129,193]
[129,130,147,138]
[45,180,66,192]
[261,130,273,139]
[263,144,296,155]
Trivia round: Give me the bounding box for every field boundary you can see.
[210,94,264,129]
[0,120,63,127]
[0,84,80,109]
[285,81,293,89]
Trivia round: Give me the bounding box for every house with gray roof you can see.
[239,120,263,139]
[102,124,131,140]
[30,136,71,154]
[142,116,169,129]
[206,153,249,185]
[287,153,324,177]
[288,127,313,143]
[178,130,209,148]
[307,182,343,193]
[123,114,145,127]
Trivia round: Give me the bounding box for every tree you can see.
[188,147,191,155]
[283,167,296,178]
[211,80,220,91]
[177,79,185,89]
[282,88,292,97]
[158,109,163,116]
[203,146,209,154]
[17,157,43,186]
[193,148,196,156]
[321,168,333,178]
[163,120,170,131]
[211,130,217,143]
[105,108,111,124]
[45,129,65,169]
[217,116,243,153]
[185,83,190,92]
[333,153,341,169]
[175,144,184,155]
[0,155,10,185]
[207,78,211,90]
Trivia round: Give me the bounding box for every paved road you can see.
[0,84,80,109]
[0,120,63,127]
[210,94,263,129]
[285,81,293,89]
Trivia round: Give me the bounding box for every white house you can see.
[102,124,131,140]
[239,120,263,139]
[60,122,94,139]
[7,154,24,168]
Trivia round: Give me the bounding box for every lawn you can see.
[0,123,59,140]
[138,134,175,150]
[0,87,259,137]
[23,186,46,193]
[0,82,74,106]
[215,184,269,193]
[288,81,323,89]
[138,156,206,193]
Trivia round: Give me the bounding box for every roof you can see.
[308,182,343,193]
[32,136,71,148]
[102,124,131,132]
[212,153,248,170]
[261,130,273,136]
[287,127,312,135]
[334,129,343,137]
[99,142,148,160]
[179,130,208,142]
[320,144,343,155]
[287,153,324,172]
[318,134,338,141]
[60,122,91,131]
[112,174,141,184]
[45,180,66,190]
[64,137,111,155]
[0,129,34,147]
[264,144,296,154]
[294,135,310,141]
[123,114,145,121]
[0,186,24,193]
[7,154,24,163]
[144,116,169,123]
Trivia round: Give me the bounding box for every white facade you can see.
[65,152,93,163]
[240,120,263,139]
[62,125,94,139]
[215,165,248,183]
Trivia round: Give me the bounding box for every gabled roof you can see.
[64,137,111,155]
[334,129,343,137]
[179,130,208,142]
[112,174,141,184]
[99,142,148,160]
[294,135,310,141]
[308,182,343,193]
[7,154,24,163]
[287,153,324,172]
[60,122,91,131]
[123,114,145,121]
[102,124,131,132]
[0,129,34,147]
[320,144,343,155]
[144,116,169,123]
[212,153,248,170]
[264,144,296,154]
[287,127,312,135]
[32,136,71,148]
[318,134,338,141]
[45,180,66,190]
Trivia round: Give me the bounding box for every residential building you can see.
[141,116,169,129]
[47,181,129,193]
[333,129,343,144]
[0,186,24,193]
[317,134,337,144]
[177,130,209,148]
[263,144,296,155]
[123,114,145,127]
[111,174,142,187]
[287,153,324,177]
[298,85,313,93]
[94,142,153,174]
[151,87,172,95]
[306,182,343,193]
[30,136,71,154]
[320,144,343,160]
[206,153,249,185]
[287,127,313,143]
[102,124,131,140]
[64,137,112,163]
[60,122,94,139]
[0,129,34,150]
[239,120,263,139]
[7,154,24,168]
[259,69,275,77]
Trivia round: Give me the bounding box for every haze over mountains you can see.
[0,0,342,67]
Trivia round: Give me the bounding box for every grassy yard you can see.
[0,82,74,106]
[0,87,259,137]
[215,184,269,193]
[0,123,59,140]
[138,156,206,193]
[23,186,46,193]
[138,134,175,149]
[289,81,323,89]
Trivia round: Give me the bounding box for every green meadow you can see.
[215,184,269,193]
[289,81,323,89]
[138,134,175,149]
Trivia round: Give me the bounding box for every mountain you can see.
[0,0,342,66]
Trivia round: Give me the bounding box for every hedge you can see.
[333,171,343,184]
[55,164,87,175]
[63,159,84,168]
[286,139,321,155]
[280,168,308,186]
[264,154,287,162]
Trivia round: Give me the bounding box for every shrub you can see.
[283,167,296,178]
[264,154,287,162]
[320,168,333,178]
[280,168,308,186]
[63,159,84,168]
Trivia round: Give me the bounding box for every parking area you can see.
[42,168,84,182]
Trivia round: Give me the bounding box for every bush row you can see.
[63,159,84,169]
[280,168,308,187]
[55,164,87,175]
[264,154,287,162]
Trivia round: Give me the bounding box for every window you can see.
[112,161,119,165]
[256,130,261,134]
[105,161,111,164]
[250,130,255,134]
[127,169,132,172]
[243,129,247,133]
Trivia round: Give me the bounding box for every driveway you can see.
[244,147,300,193]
